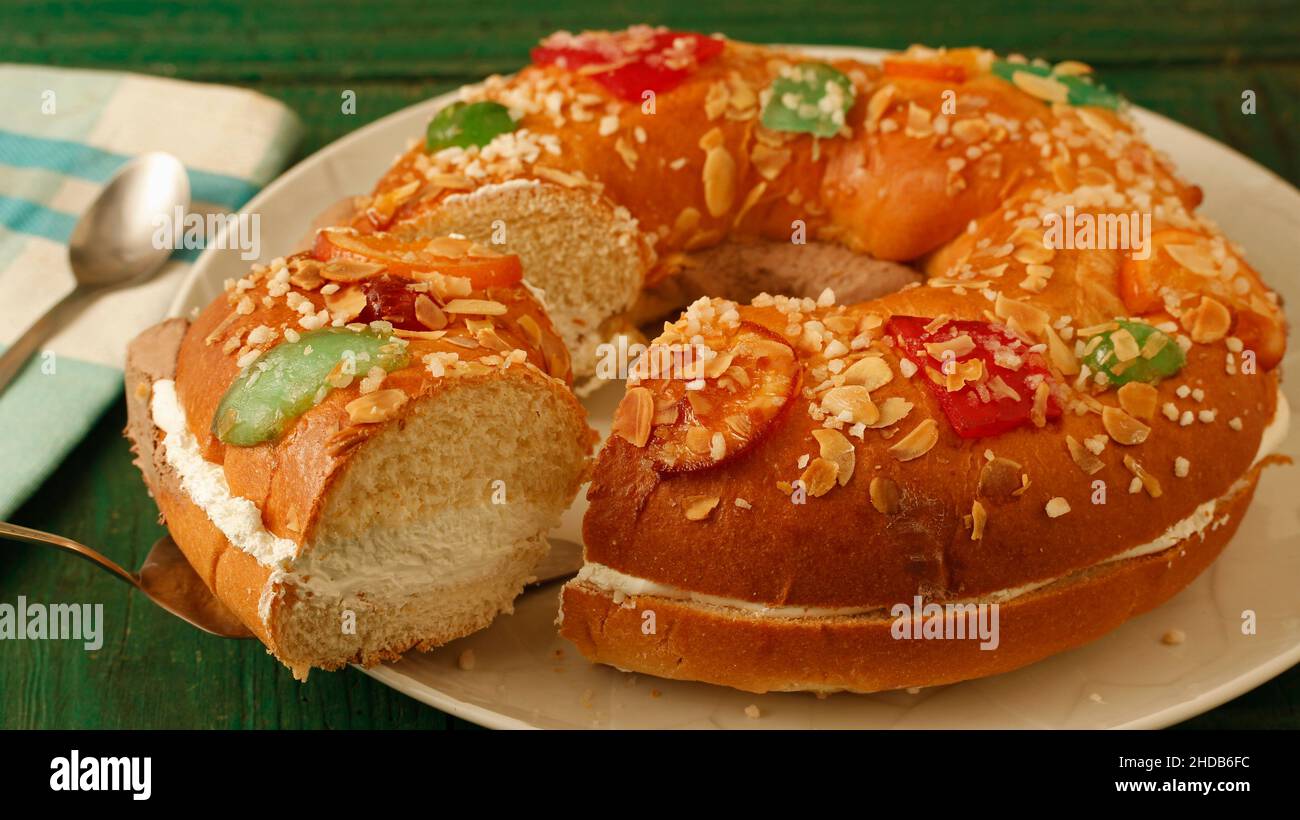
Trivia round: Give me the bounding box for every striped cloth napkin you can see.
[0,64,301,518]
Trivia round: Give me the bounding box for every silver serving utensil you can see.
[0,522,253,638]
[0,152,190,395]
[0,522,584,639]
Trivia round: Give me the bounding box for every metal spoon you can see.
[0,152,190,395]
[0,522,253,638]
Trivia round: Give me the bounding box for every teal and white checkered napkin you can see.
[0,64,302,518]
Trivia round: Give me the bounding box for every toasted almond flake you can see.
[1066,435,1104,475]
[345,388,407,424]
[1123,454,1163,497]
[800,457,839,497]
[1183,295,1231,343]
[289,260,324,290]
[1102,405,1150,445]
[750,142,792,181]
[321,258,385,282]
[970,499,988,540]
[1117,382,1157,420]
[611,386,654,447]
[324,286,366,323]
[1139,332,1168,359]
[867,396,913,428]
[1053,60,1093,76]
[1030,381,1050,428]
[702,146,736,217]
[841,356,893,390]
[1012,70,1070,103]
[1050,158,1076,192]
[889,418,939,461]
[869,477,901,514]
[1164,243,1219,277]
[1110,328,1140,361]
[685,425,712,453]
[532,165,585,188]
[822,385,879,425]
[1075,107,1115,138]
[812,428,855,486]
[925,334,976,361]
[866,84,896,128]
[994,292,1049,335]
[1045,496,1071,518]
[684,495,721,521]
[414,294,448,330]
[987,375,1021,401]
[1044,324,1079,375]
[442,298,508,316]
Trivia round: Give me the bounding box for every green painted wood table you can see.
[2,0,1298,729]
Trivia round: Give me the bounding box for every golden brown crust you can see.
[583,289,1280,609]
[562,466,1269,694]
[126,319,276,647]
[173,239,577,549]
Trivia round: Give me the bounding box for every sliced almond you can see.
[925,334,976,361]
[994,292,1049,336]
[866,84,896,128]
[611,386,654,447]
[1030,382,1050,428]
[684,495,720,521]
[1183,295,1231,343]
[800,457,839,498]
[1164,243,1219,277]
[750,142,792,181]
[970,500,987,540]
[321,258,385,283]
[889,418,939,461]
[822,385,879,426]
[812,428,855,486]
[1123,455,1163,497]
[1066,435,1104,475]
[867,396,913,429]
[345,388,407,424]
[1110,328,1140,362]
[289,259,324,290]
[1117,382,1157,421]
[442,299,508,316]
[869,477,901,514]
[703,145,736,217]
[841,356,893,391]
[414,294,448,330]
[1011,70,1070,103]
[324,286,366,323]
[1102,405,1151,445]
[1044,324,1079,375]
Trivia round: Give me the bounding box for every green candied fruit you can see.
[425,100,516,151]
[760,61,856,138]
[991,60,1123,110]
[1083,320,1185,387]
[213,328,409,446]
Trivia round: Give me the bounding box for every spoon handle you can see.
[0,287,88,396]
[0,520,140,589]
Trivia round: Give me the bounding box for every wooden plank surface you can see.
[1,0,1297,729]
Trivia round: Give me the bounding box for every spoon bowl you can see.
[0,151,190,394]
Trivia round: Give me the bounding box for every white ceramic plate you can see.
[170,46,1300,729]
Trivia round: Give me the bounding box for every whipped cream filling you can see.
[150,380,298,569]
[577,392,1291,619]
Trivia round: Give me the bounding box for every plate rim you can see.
[171,43,1300,730]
